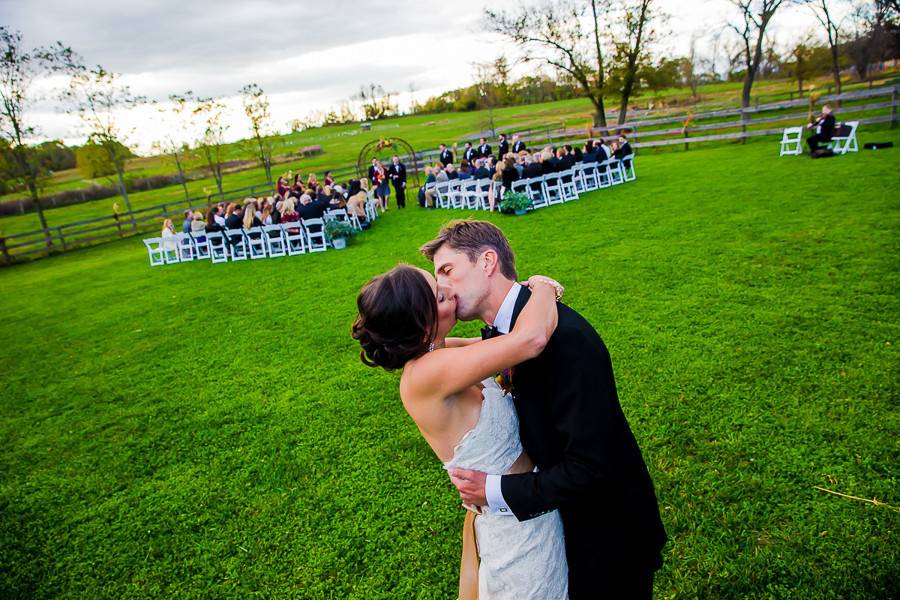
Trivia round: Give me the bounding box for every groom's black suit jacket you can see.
[502,287,666,596]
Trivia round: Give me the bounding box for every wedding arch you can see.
[356,137,421,189]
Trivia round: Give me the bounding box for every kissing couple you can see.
[352,220,666,598]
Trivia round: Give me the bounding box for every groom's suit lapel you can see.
[508,285,531,331]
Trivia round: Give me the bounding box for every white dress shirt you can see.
[484,282,522,516]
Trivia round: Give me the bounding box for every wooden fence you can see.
[2,85,897,265]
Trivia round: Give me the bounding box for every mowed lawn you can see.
[1,134,898,598]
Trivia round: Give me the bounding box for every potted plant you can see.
[500,191,531,216]
[325,220,354,249]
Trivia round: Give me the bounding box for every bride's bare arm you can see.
[446,337,481,348]
[408,280,559,399]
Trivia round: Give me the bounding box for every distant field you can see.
[2,71,896,235]
[1,131,897,598]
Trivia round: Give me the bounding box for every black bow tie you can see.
[481,325,501,340]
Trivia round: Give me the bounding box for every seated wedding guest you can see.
[224,203,242,229]
[346,185,368,226]
[424,164,448,208]
[614,134,633,159]
[181,210,193,234]
[514,153,526,177]
[307,173,318,190]
[489,162,504,212]
[277,175,289,197]
[583,139,595,154]
[190,211,206,237]
[523,154,542,180]
[439,143,454,167]
[596,139,612,162]
[212,204,227,227]
[472,158,492,181]
[445,163,459,180]
[162,218,178,250]
[561,145,577,169]
[478,136,491,158]
[317,186,331,204]
[323,170,335,187]
[512,133,526,153]
[458,160,473,180]
[205,209,225,234]
[347,178,362,198]
[583,142,599,163]
[541,148,558,174]
[498,132,509,158]
[243,201,263,239]
[573,146,583,162]
[297,194,325,222]
[419,166,436,208]
[501,155,519,194]
[261,203,273,226]
[272,200,283,224]
[463,141,476,163]
[291,174,303,196]
[280,197,301,235]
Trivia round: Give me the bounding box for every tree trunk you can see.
[741,70,755,108]
[618,71,637,126]
[173,152,189,201]
[830,44,842,105]
[27,180,53,248]
[591,97,608,128]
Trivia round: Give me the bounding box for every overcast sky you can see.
[3,0,821,152]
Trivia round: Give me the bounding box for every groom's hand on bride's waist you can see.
[448,468,488,507]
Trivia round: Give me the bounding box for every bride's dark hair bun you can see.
[352,264,438,371]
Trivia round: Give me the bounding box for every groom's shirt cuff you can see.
[485,475,514,516]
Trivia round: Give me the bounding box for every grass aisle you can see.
[1,136,898,598]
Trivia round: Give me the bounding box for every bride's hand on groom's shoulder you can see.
[522,275,564,300]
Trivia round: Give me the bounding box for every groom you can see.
[421,220,666,599]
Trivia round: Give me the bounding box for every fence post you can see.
[57,227,66,252]
[892,87,897,129]
[741,109,749,144]
[683,128,690,151]
[632,125,639,147]
[0,237,9,265]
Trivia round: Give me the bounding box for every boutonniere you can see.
[495,366,515,395]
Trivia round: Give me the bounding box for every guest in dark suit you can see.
[478,137,491,159]
[463,142,477,163]
[523,156,542,180]
[472,158,492,181]
[425,221,667,600]
[512,134,526,153]
[498,133,510,158]
[224,205,244,246]
[614,136,633,159]
[298,194,325,231]
[388,155,407,208]
[806,105,836,153]
[439,144,454,167]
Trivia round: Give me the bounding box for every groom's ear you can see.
[481,249,499,276]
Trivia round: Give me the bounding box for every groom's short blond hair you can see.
[421,219,518,280]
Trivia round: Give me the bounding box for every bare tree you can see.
[727,0,789,107]
[62,65,147,216]
[809,0,848,95]
[152,92,196,201]
[611,0,659,124]
[354,83,398,120]
[193,96,228,195]
[239,83,275,184]
[486,0,611,126]
[0,27,78,244]
[787,33,818,96]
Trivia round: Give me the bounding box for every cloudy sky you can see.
[3,0,820,152]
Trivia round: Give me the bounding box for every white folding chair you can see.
[206,231,229,264]
[225,228,248,261]
[543,173,564,205]
[620,154,636,182]
[448,179,464,209]
[175,233,196,262]
[600,159,623,186]
[143,237,166,266]
[263,224,286,257]
[245,227,267,259]
[780,127,803,156]
[434,180,453,209]
[572,165,587,194]
[828,121,859,154]
[476,179,492,211]
[325,209,350,224]
[283,223,307,255]
[364,200,378,222]
[190,232,210,260]
[559,168,579,201]
[528,177,548,209]
[581,162,600,191]
[302,218,327,252]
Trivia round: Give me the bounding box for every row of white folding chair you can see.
[145,222,331,266]
[324,208,362,231]
[506,158,634,213]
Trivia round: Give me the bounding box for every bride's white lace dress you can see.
[444,377,568,599]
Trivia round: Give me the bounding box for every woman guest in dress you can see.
[161,218,177,251]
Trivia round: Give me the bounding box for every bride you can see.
[352,264,568,598]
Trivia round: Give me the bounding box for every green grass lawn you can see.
[1,133,898,598]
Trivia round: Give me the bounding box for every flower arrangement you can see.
[324,220,354,242]
[500,191,532,215]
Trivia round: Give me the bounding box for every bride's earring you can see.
[428,342,435,353]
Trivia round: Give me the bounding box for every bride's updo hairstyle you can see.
[352,264,438,371]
